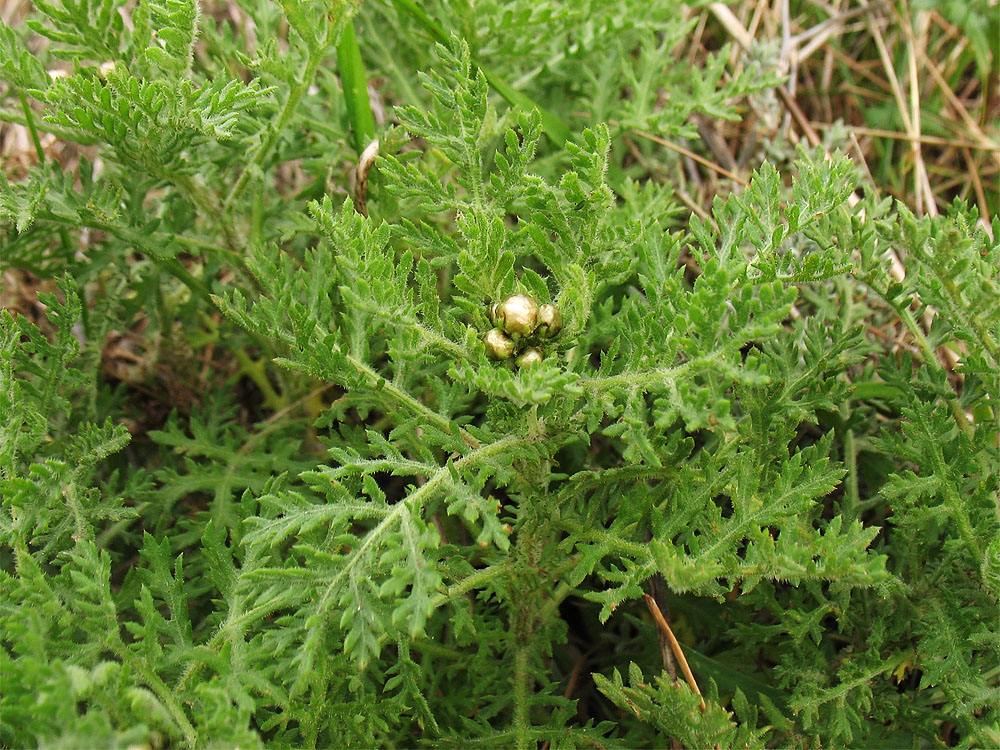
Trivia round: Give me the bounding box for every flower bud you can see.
[483,328,516,360]
[495,294,539,336]
[516,347,543,368]
[535,304,562,338]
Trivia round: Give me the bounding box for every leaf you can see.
[337,19,376,152]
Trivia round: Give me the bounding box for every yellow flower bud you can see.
[483,328,516,360]
[494,294,539,336]
[516,347,544,368]
[535,304,562,338]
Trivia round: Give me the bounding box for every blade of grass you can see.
[480,67,570,147]
[338,19,376,153]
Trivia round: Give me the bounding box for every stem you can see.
[537,580,576,623]
[160,258,214,305]
[937,272,1000,438]
[175,175,246,260]
[224,17,336,212]
[0,106,99,144]
[432,562,513,608]
[558,519,648,558]
[895,303,973,439]
[18,91,45,164]
[931,448,983,564]
[97,503,151,547]
[355,298,470,360]
[63,476,89,542]
[197,311,285,410]
[168,227,249,270]
[233,347,286,411]
[839,279,860,517]
[174,588,301,693]
[942,278,1000,361]
[116,648,199,747]
[512,639,532,750]
[577,360,692,391]
[345,352,481,449]
[506,440,558,749]
[841,406,860,516]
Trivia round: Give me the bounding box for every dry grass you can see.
[657,1,998,234]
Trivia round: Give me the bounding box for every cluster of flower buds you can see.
[483,294,562,367]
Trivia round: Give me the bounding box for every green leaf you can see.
[337,19,376,153]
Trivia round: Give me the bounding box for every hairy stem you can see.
[346,352,481,449]
[508,445,557,749]
[895,304,973,439]
[512,638,533,750]
[224,11,341,212]
[116,647,199,747]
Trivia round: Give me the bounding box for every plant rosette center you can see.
[483,294,563,366]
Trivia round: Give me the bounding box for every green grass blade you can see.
[480,68,570,147]
[337,19,376,153]
[684,646,790,712]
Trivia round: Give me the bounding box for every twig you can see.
[643,594,705,710]
[796,7,869,62]
[780,0,795,138]
[775,86,822,148]
[631,128,748,185]
[962,147,993,238]
[899,7,998,155]
[709,3,752,50]
[649,575,678,681]
[809,123,998,151]
[904,2,937,216]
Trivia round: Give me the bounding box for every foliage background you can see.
[1,0,998,747]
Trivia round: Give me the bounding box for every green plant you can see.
[2,0,998,747]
